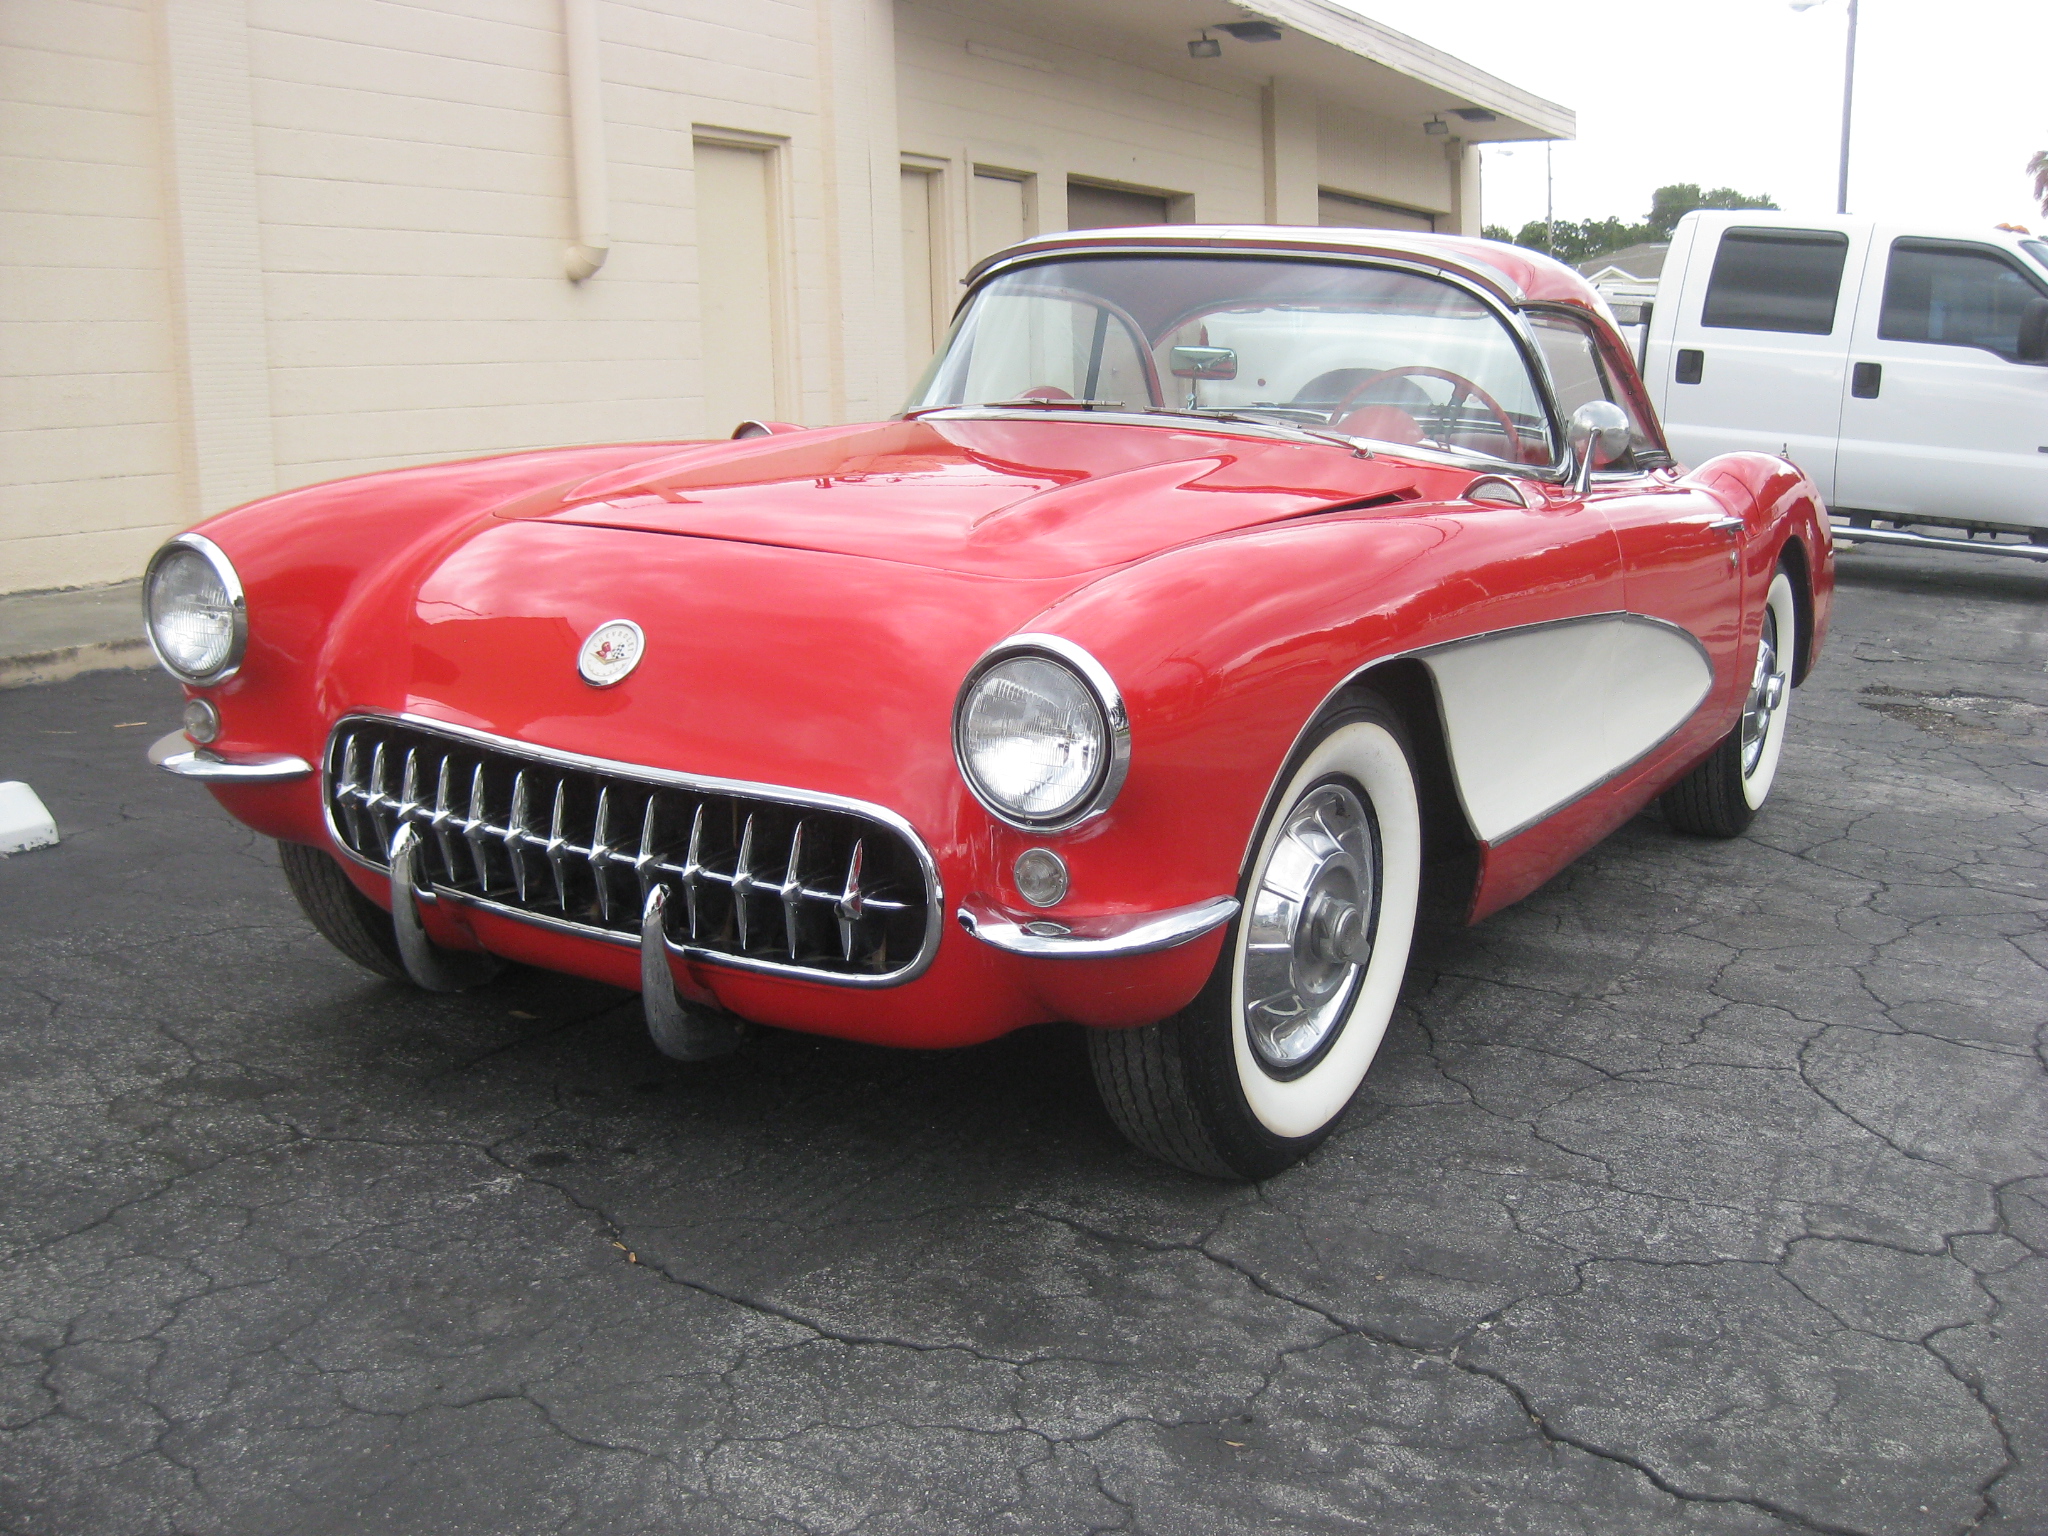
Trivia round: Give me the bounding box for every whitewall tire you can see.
[1661,566,1798,838]
[1088,697,1423,1179]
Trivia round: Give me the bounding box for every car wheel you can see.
[1087,697,1423,1179]
[278,840,409,982]
[1659,567,1797,838]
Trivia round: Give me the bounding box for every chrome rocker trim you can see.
[149,729,313,783]
[957,895,1239,958]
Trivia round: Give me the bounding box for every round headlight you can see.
[144,535,246,684]
[954,639,1129,830]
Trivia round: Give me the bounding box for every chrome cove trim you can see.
[148,728,313,783]
[141,532,248,686]
[952,633,1133,834]
[957,895,1239,959]
[321,711,945,990]
[1832,523,2048,562]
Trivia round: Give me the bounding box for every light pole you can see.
[1791,0,1859,215]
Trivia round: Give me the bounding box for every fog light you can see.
[1014,847,1069,907]
[182,696,221,744]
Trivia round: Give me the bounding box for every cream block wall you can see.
[1,0,183,593]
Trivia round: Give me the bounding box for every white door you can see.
[901,168,943,383]
[695,141,782,432]
[1833,233,2048,532]
[1661,222,1864,500]
[970,171,1028,265]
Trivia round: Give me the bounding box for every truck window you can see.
[1878,239,2048,361]
[1700,228,1849,335]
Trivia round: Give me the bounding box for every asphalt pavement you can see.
[2,543,2044,1536]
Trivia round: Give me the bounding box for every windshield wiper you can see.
[980,398,1127,411]
[1138,407,1369,455]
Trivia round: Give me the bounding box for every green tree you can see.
[2031,150,2047,216]
[1490,183,1779,265]
[1645,182,1778,239]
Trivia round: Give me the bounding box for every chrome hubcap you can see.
[1740,605,1788,777]
[1243,782,1378,1074]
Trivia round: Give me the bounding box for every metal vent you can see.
[323,716,939,984]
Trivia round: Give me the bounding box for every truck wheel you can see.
[278,840,409,982]
[1660,568,1797,838]
[1088,697,1423,1179]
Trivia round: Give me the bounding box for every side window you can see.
[1525,311,1660,467]
[1700,228,1850,335]
[1878,239,2048,361]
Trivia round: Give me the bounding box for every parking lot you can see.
[2,543,2043,1536]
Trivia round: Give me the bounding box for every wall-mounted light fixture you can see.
[1217,20,1283,41]
[1188,31,1221,57]
[1424,115,1449,136]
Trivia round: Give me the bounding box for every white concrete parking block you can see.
[0,781,59,854]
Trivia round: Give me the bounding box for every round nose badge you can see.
[577,619,645,687]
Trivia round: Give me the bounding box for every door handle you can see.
[1676,348,1704,384]
[1707,515,1745,534]
[1852,361,1882,399]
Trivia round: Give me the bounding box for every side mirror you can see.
[1169,345,1238,380]
[2018,298,2048,364]
[1567,400,1633,494]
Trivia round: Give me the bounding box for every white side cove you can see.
[1420,615,1713,843]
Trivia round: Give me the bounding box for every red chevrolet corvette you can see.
[143,228,1832,1178]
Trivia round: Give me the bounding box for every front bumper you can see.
[150,719,1232,1046]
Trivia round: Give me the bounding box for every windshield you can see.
[909,255,1558,465]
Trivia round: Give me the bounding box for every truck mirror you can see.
[1567,400,1632,494]
[2018,299,2048,364]
[1169,346,1238,380]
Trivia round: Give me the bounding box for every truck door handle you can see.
[1852,361,1882,398]
[1707,515,1745,534]
[1676,348,1704,384]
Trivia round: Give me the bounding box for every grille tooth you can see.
[506,770,534,902]
[463,763,492,889]
[337,733,366,848]
[590,786,615,923]
[836,839,865,961]
[325,719,931,980]
[430,755,461,878]
[545,778,572,912]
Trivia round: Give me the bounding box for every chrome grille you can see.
[323,717,936,982]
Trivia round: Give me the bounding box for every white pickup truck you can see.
[1640,211,2048,559]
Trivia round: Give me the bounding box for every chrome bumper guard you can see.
[149,730,313,783]
[957,895,1239,958]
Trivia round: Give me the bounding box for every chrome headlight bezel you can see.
[143,533,248,686]
[952,633,1131,833]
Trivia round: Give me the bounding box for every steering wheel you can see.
[1329,366,1522,460]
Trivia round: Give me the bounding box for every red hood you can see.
[499,417,1448,578]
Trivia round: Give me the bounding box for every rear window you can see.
[1878,239,2048,361]
[1700,228,1850,335]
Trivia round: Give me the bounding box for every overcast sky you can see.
[1342,0,2047,237]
